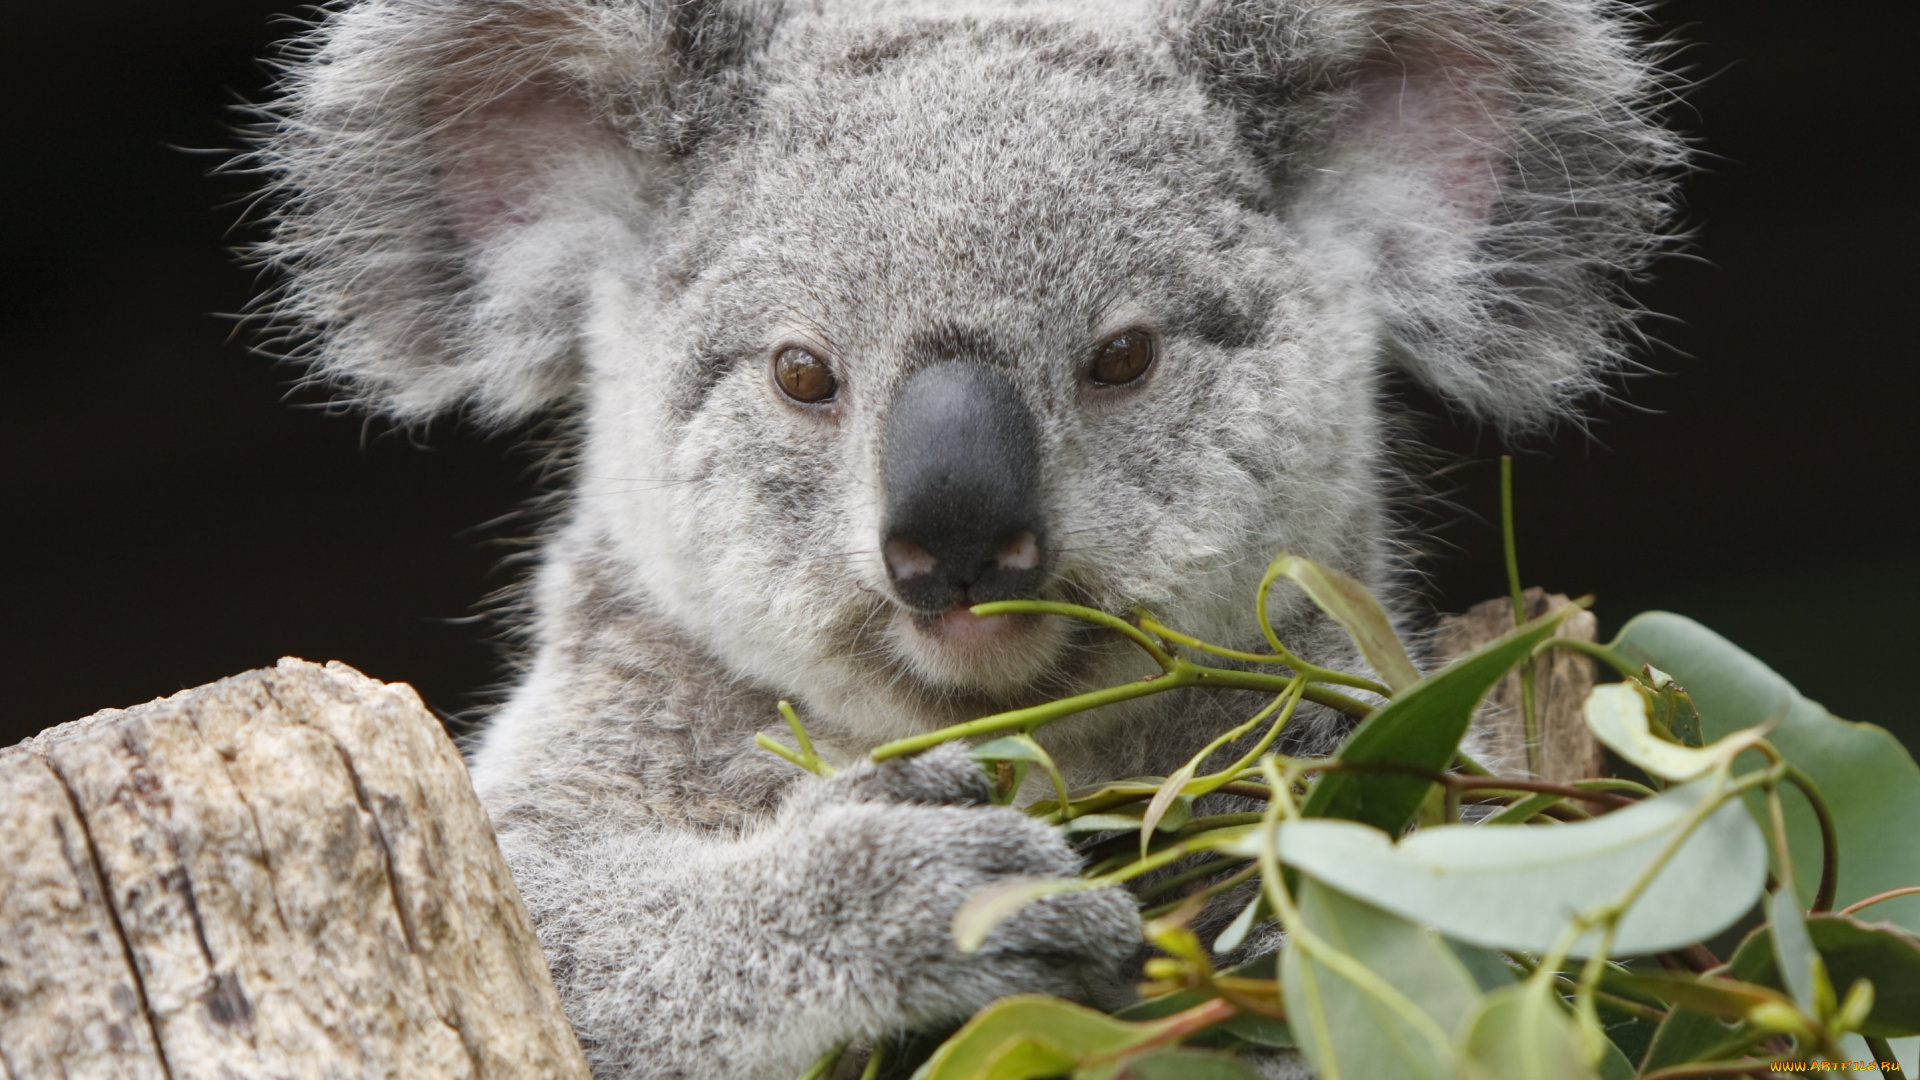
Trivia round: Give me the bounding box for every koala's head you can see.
[256,0,1677,738]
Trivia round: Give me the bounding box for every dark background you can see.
[3,1,1914,751]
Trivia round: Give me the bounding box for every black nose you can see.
[880,361,1046,613]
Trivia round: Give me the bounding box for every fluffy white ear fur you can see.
[1170,0,1682,430]
[252,0,772,422]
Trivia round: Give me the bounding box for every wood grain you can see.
[0,659,590,1080]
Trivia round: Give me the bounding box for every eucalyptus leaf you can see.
[1594,1032,1636,1080]
[952,877,1096,953]
[1445,939,1520,992]
[1583,681,1769,782]
[1267,555,1420,693]
[1457,981,1596,1080]
[1269,776,1768,957]
[1600,969,1794,1021]
[970,735,1054,763]
[1728,914,1920,1038]
[1770,886,1832,1019]
[1103,1049,1268,1080]
[1615,613,1920,929]
[1141,763,1198,856]
[912,995,1172,1080]
[1301,603,1583,833]
[1213,890,1269,955]
[1060,799,1192,835]
[1636,1007,1745,1075]
[1279,879,1480,1080]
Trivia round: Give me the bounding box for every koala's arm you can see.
[468,584,1139,1080]
[491,757,1137,1080]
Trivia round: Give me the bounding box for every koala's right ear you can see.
[250,0,781,423]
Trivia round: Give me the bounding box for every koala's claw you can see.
[815,742,995,808]
[791,756,1143,1022]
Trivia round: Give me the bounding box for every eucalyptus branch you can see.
[1251,758,1461,1065]
[1253,565,1396,696]
[1838,885,1920,917]
[1780,763,1840,913]
[1865,1036,1909,1080]
[1138,612,1389,696]
[871,648,1367,761]
[1500,456,1542,777]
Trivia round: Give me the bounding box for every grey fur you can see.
[247,0,1679,1076]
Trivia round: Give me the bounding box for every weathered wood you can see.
[1434,589,1606,783]
[0,659,591,1080]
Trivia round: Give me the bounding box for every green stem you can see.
[1140,864,1261,917]
[1780,764,1840,913]
[1087,827,1258,887]
[1254,563,1395,696]
[1140,613,1389,695]
[871,657,1371,762]
[1548,636,1642,678]
[1840,886,1920,917]
[798,1043,846,1080]
[872,671,1191,760]
[973,599,1178,671]
[1636,1059,1772,1079]
[1252,758,1457,1066]
[1184,678,1307,799]
[1866,1035,1908,1080]
[1500,456,1541,776]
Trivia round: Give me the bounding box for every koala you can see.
[251,0,1678,1076]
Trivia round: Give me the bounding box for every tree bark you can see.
[1432,588,1606,784]
[0,658,590,1080]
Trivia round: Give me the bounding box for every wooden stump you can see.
[0,659,590,1080]
[1433,589,1606,784]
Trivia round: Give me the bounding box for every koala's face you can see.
[263,0,1674,741]
[581,21,1384,737]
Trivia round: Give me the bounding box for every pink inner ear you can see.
[438,82,619,244]
[1350,45,1511,232]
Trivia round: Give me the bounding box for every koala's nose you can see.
[880,361,1046,613]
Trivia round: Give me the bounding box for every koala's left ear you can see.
[1164,0,1683,429]
[252,0,783,423]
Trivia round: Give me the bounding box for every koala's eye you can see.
[1090,330,1156,386]
[773,346,838,404]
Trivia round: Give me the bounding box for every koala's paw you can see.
[786,744,1142,1021]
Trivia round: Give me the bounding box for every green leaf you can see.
[1269,777,1768,957]
[1215,1013,1294,1049]
[1267,555,1421,693]
[969,735,1054,763]
[1106,1048,1267,1080]
[912,996,1177,1080]
[1614,613,1920,929]
[1446,940,1521,992]
[1301,603,1582,833]
[1637,1007,1747,1074]
[1729,915,1920,1038]
[1642,668,1703,748]
[1279,879,1480,1080]
[1770,886,1833,1019]
[1141,763,1198,856]
[1594,1031,1636,1080]
[1583,681,1769,782]
[952,878,1096,953]
[1600,969,1794,1021]
[1114,960,1291,1051]
[1457,980,1597,1080]
[1060,800,1192,835]
[1212,890,1268,955]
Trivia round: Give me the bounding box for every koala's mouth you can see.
[889,599,1061,696]
[910,603,1042,648]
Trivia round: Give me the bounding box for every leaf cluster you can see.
[768,474,1920,1080]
